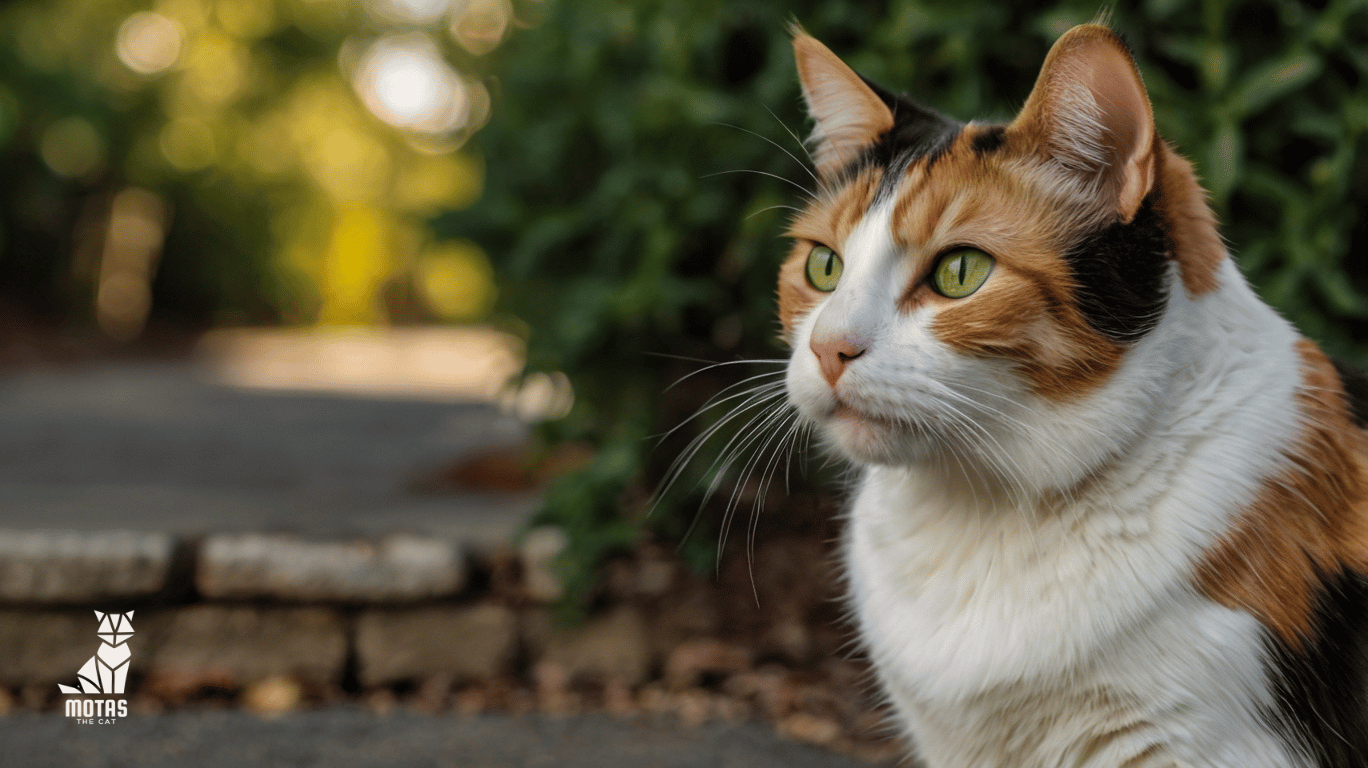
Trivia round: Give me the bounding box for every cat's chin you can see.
[822,406,938,466]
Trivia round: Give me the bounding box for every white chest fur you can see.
[846,477,1305,768]
[840,263,1315,768]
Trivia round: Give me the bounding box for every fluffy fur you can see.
[779,24,1368,768]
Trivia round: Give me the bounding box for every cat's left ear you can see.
[793,32,895,179]
[1011,25,1156,222]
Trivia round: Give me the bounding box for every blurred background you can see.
[0,0,1365,756]
[4,0,1368,596]
[6,0,1368,589]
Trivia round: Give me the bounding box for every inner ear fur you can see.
[792,31,895,180]
[1010,25,1156,222]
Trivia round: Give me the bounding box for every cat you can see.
[778,23,1368,768]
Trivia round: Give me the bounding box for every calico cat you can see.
[779,23,1368,768]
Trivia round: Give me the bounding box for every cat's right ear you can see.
[793,31,894,180]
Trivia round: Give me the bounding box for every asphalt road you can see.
[0,709,895,768]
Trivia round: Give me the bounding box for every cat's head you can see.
[780,25,1225,489]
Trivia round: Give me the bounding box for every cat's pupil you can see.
[957,256,967,284]
[824,254,834,276]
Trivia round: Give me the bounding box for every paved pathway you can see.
[0,710,892,768]
[0,352,536,546]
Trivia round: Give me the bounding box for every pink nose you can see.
[809,336,867,387]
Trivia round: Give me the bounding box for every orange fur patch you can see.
[885,134,1125,400]
[1154,143,1225,296]
[1194,341,1368,650]
[928,261,1123,400]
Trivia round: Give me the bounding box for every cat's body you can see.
[778,25,1368,768]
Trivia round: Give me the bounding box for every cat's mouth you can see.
[831,401,863,420]
[829,399,899,429]
[827,393,960,464]
[823,398,928,464]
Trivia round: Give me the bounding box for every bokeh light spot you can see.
[96,188,168,342]
[159,116,217,170]
[40,117,106,178]
[392,153,482,212]
[375,50,441,120]
[500,371,574,422]
[319,207,396,324]
[450,0,511,56]
[355,34,468,134]
[156,0,211,34]
[312,126,393,202]
[116,12,183,75]
[182,29,248,105]
[419,240,495,320]
[369,0,451,25]
[214,0,277,39]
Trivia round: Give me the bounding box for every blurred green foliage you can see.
[0,0,492,339]
[450,0,1368,612]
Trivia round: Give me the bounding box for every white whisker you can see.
[701,169,815,197]
[713,121,820,186]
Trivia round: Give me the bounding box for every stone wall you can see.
[0,528,898,761]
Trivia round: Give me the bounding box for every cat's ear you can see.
[1011,25,1156,222]
[793,32,894,179]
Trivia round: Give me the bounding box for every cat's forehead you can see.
[792,122,1076,271]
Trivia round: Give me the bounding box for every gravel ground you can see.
[0,709,898,768]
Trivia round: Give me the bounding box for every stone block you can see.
[145,606,346,685]
[356,604,516,686]
[0,530,172,603]
[0,610,121,685]
[524,605,650,685]
[198,534,465,602]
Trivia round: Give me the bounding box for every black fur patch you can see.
[1061,195,1172,342]
[971,125,1006,156]
[837,75,963,195]
[1331,357,1368,427]
[1266,569,1368,768]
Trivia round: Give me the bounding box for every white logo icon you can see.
[58,611,135,695]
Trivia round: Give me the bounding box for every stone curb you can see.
[0,530,475,606]
[0,530,174,603]
[198,534,467,603]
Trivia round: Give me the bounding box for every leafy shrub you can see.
[446,0,1368,612]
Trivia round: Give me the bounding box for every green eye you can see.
[805,245,843,292]
[932,248,994,298]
